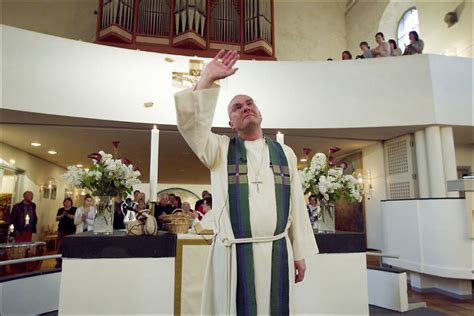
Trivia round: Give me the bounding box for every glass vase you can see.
[317,199,335,233]
[94,195,114,235]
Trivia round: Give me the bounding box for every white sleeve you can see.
[74,207,83,226]
[174,86,229,170]
[285,146,319,261]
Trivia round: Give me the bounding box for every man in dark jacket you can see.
[9,191,38,242]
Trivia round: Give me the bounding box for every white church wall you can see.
[274,1,347,61]
[362,142,387,251]
[3,26,471,130]
[0,142,69,241]
[417,0,473,57]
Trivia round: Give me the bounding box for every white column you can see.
[414,130,430,198]
[441,127,459,197]
[425,126,446,197]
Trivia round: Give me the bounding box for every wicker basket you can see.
[164,209,192,234]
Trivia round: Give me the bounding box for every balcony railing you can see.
[96,0,275,60]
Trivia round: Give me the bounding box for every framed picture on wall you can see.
[50,185,57,200]
[43,187,50,199]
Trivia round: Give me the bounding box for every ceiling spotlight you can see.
[76,164,83,168]
[31,143,41,147]
[300,158,307,162]
[9,159,16,164]
[144,102,154,108]
[48,150,57,155]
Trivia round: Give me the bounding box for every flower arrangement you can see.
[63,142,141,197]
[62,142,141,234]
[300,147,363,206]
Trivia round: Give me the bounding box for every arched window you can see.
[397,8,420,50]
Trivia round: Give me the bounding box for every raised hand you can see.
[196,50,240,90]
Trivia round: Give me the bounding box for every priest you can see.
[174,50,318,315]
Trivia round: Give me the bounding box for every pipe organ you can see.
[97,0,274,59]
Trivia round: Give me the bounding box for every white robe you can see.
[175,87,318,315]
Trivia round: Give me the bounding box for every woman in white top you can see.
[74,195,96,233]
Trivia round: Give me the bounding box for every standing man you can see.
[372,32,391,57]
[194,190,211,211]
[9,191,38,242]
[174,50,318,315]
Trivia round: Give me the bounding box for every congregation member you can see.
[74,195,96,233]
[342,50,352,60]
[372,32,391,57]
[155,193,173,221]
[306,195,320,229]
[112,193,128,230]
[174,50,318,314]
[168,193,176,207]
[124,199,145,225]
[403,31,424,55]
[389,39,402,56]
[173,195,182,210]
[8,191,38,242]
[55,197,77,268]
[182,201,197,219]
[194,190,211,211]
[197,197,215,230]
[359,41,373,59]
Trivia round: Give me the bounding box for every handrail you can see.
[366,252,399,259]
[0,254,61,266]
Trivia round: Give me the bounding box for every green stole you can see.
[227,135,291,316]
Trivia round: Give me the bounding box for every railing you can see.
[96,0,275,59]
[0,254,61,266]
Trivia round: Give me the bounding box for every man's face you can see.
[375,34,383,44]
[228,95,262,133]
[160,194,169,206]
[202,191,211,199]
[134,192,140,200]
[24,191,33,202]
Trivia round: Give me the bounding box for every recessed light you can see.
[144,102,154,108]
[9,159,15,164]
[48,150,57,155]
[300,158,307,162]
[31,142,41,147]
[76,164,83,168]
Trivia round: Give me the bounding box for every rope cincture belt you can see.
[220,231,288,247]
[227,135,291,316]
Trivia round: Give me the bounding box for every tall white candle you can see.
[149,126,160,202]
[9,224,14,233]
[25,214,30,225]
[276,132,284,145]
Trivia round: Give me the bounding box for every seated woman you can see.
[74,195,96,233]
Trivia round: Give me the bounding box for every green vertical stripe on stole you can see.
[228,137,257,316]
[265,136,291,316]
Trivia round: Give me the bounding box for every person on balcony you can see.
[389,39,402,56]
[403,31,424,55]
[372,32,391,57]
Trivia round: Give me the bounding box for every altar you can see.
[58,230,369,315]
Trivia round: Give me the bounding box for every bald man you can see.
[9,191,38,242]
[174,50,318,315]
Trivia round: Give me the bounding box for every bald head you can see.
[227,94,263,139]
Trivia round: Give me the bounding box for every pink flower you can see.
[303,148,312,156]
[88,153,102,161]
[121,158,132,166]
[112,141,120,149]
[328,146,341,154]
[133,166,141,172]
[328,156,337,167]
